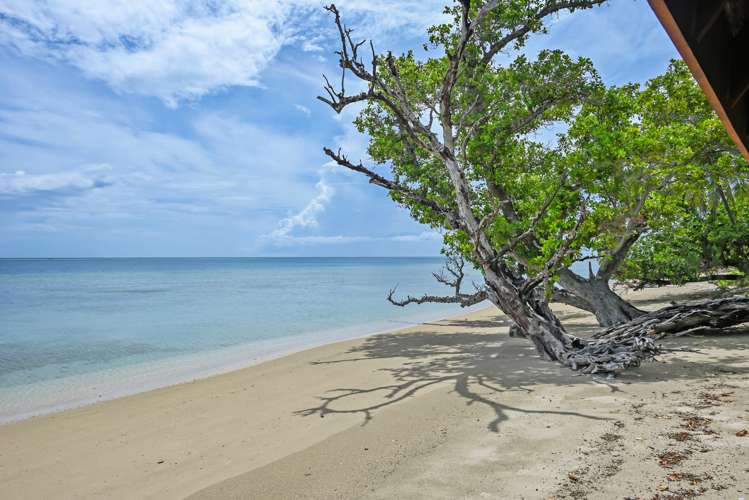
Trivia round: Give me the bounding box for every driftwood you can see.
[554,295,749,374]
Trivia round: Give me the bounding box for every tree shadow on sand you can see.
[296,307,749,433]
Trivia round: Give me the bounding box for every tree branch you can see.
[387,253,487,307]
[551,288,595,313]
[597,230,642,279]
[479,1,606,65]
[388,288,487,307]
[323,147,462,229]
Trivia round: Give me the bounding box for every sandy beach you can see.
[1,283,748,499]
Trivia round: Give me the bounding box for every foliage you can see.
[353,38,748,288]
[607,63,749,285]
[317,0,749,372]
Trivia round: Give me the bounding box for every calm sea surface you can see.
[0,257,484,422]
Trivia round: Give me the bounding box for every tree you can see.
[387,61,749,326]
[318,1,749,373]
[551,60,749,323]
[616,166,749,288]
[614,100,749,287]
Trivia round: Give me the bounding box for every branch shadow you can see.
[298,330,610,432]
[296,308,749,434]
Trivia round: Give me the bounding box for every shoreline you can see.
[1,282,747,499]
[0,302,487,425]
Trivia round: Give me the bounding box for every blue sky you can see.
[0,0,678,257]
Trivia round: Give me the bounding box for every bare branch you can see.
[478,1,606,65]
[387,287,487,307]
[388,253,486,307]
[323,147,462,229]
[319,5,446,157]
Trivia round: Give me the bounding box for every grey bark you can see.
[558,268,645,326]
[593,295,749,340]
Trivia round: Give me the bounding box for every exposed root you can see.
[592,296,749,341]
[561,334,659,374]
[551,296,749,374]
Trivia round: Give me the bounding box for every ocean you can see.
[0,257,485,422]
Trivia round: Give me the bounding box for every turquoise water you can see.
[0,257,484,421]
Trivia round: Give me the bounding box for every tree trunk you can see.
[482,272,657,374]
[558,269,645,327]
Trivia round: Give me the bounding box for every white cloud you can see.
[0,84,320,238]
[267,230,442,246]
[0,0,447,106]
[301,39,324,52]
[520,1,677,84]
[0,164,113,196]
[0,0,290,106]
[269,178,334,239]
[295,104,312,116]
[390,231,441,242]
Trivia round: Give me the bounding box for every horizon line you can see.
[0,255,446,259]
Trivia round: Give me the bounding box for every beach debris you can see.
[736,429,748,437]
[658,450,691,468]
[156,459,165,464]
[694,391,735,408]
[600,432,622,442]
[651,487,706,499]
[667,431,693,442]
[680,415,712,433]
[665,472,711,485]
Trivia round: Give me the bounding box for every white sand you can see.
[1,283,747,499]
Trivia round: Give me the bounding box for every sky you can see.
[0,0,679,257]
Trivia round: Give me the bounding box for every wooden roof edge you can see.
[649,0,749,162]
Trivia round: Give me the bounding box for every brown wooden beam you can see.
[649,0,749,162]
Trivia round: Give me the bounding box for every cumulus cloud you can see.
[0,0,447,106]
[0,0,290,106]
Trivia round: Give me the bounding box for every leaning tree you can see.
[318,0,749,373]
[393,60,749,328]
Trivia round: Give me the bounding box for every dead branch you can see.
[387,254,487,308]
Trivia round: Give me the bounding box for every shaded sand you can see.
[1,283,748,499]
